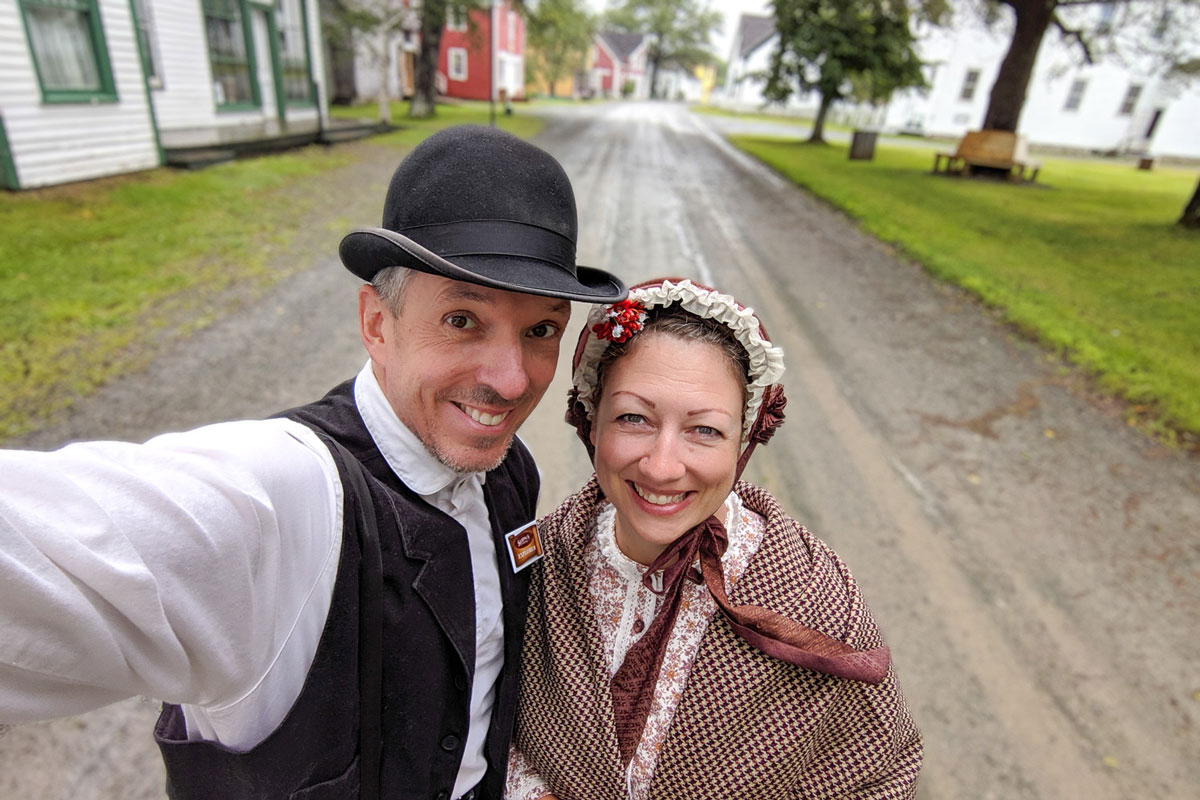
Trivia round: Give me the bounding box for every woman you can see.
[506,279,921,800]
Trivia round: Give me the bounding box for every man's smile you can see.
[456,403,512,427]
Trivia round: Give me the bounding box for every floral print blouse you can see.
[505,491,766,800]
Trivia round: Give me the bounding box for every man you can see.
[0,126,626,800]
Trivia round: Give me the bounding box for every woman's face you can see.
[590,333,744,566]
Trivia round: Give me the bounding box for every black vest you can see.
[154,379,539,800]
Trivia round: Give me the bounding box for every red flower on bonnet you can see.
[592,298,648,343]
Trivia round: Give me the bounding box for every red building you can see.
[437,0,526,102]
[591,31,649,99]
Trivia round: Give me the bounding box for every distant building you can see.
[438,0,525,102]
[352,0,525,105]
[1,0,329,190]
[720,9,1200,161]
[591,31,649,99]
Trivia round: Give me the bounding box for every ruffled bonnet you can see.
[567,278,787,463]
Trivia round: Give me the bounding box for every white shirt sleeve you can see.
[0,418,342,751]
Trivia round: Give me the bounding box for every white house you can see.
[1,0,328,190]
[720,7,1200,161]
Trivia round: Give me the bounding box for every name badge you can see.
[504,521,543,573]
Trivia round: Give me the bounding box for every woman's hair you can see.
[590,306,752,420]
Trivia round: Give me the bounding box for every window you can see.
[202,0,258,108]
[1096,3,1115,34]
[275,0,313,104]
[447,8,467,32]
[18,0,117,102]
[448,47,467,81]
[1063,78,1087,111]
[131,0,163,87]
[1118,84,1142,116]
[959,68,981,102]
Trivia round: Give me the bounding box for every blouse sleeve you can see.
[504,742,556,800]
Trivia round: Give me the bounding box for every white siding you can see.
[0,0,158,189]
[146,0,219,130]
[150,0,327,136]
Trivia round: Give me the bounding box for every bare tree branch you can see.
[1052,12,1096,63]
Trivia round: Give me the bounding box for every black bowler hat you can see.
[339,125,626,303]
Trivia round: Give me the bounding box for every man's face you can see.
[361,272,571,473]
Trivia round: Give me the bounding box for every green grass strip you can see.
[730,135,1200,440]
[0,102,541,440]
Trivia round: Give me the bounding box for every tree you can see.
[324,0,416,124]
[607,0,723,99]
[973,0,1199,132]
[1180,178,1200,229]
[527,0,595,97]
[765,0,942,143]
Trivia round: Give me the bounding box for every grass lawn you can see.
[0,102,542,441]
[730,134,1200,441]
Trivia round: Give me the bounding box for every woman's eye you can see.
[616,413,645,425]
[527,323,560,339]
[446,314,476,330]
[694,425,724,438]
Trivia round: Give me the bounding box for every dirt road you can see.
[2,103,1196,799]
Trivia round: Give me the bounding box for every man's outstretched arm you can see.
[0,418,341,750]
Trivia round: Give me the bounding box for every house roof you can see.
[734,14,775,59]
[598,31,647,63]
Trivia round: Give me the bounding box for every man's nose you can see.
[640,433,686,483]
[477,337,531,401]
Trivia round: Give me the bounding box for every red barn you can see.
[438,0,526,102]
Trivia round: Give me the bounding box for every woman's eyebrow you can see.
[611,390,654,408]
[687,408,735,419]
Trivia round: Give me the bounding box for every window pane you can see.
[26,5,101,91]
[203,0,253,105]
[275,0,311,102]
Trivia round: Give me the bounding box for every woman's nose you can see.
[639,434,686,483]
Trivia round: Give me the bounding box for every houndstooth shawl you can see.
[513,478,922,800]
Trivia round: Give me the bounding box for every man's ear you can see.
[359,284,389,360]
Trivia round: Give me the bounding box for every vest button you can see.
[441,734,460,751]
[632,617,645,634]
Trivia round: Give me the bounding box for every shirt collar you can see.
[353,360,477,498]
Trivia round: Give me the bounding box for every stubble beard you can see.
[424,433,515,475]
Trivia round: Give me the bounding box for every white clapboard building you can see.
[721,7,1200,161]
[1,0,328,190]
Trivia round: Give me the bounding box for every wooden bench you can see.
[933,130,1041,182]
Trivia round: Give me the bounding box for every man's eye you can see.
[527,323,560,339]
[446,314,476,330]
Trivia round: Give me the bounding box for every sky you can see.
[705,0,771,60]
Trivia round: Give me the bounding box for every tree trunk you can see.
[809,92,833,143]
[648,55,661,99]
[982,0,1055,132]
[1179,177,1200,228]
[375,32,392,124]
[410,0,446,118]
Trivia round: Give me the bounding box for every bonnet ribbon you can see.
[608,388,890,765]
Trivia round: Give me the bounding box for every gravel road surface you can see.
[2,102,1196,799]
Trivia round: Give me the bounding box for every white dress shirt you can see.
[0,362,509,796]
